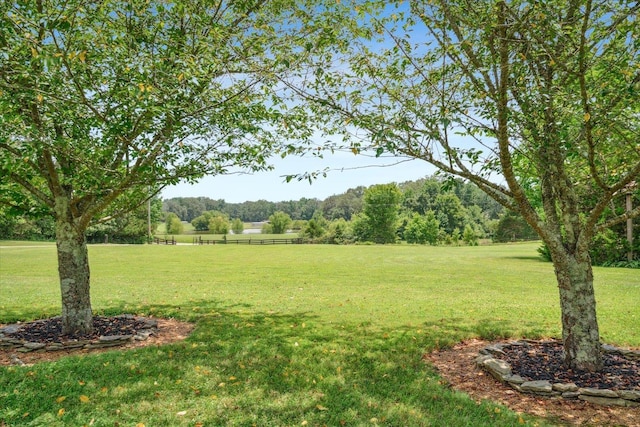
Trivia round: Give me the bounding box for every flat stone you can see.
[579,395,629,407]
[0,325,22,334]
[520,380,553,393]
[579,387,619,398]
[484,344,506,355]
[23,342,46,350]
[618,390,640,401]
[117,314,136,320]
[135,331,153,340]
[553,382,578,392]
[505,375,525,385]
[561,391,581,399]
[62,341,88,349]
[45,343,64,350]
[601,344,620,353]
[475,354,493,365]
[86,342,122,349]
[142,319,158,328]
[98,335,133,342]
[482,358,512,380]
[619,349,640,361]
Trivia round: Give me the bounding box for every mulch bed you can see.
[496,341,640,390]
[426,339,640,427]
[4,316,152,343]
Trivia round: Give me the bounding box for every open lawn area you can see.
[1,242,639,426]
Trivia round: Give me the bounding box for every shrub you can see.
[538,228,639,268]
[209,216,229,234]
[166,213,183,234]
[301,219,325,239]
[231,218,244,235]
[404,212,439,245]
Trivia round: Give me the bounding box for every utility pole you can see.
[147,195,152,244]
[626,181,636,262]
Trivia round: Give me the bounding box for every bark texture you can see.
[55,195,93,335]
[551,248,602,372]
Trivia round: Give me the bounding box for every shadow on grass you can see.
[506,255,547,263]
[1,300,551,426]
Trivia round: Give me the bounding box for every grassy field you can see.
[1,242,639,426]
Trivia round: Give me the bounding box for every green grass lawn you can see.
[1,242,638,426]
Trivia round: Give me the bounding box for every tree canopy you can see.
[285,0,640,371]
[0,0,337,333]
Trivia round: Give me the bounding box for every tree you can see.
[433,193,468,236]
[208,215,229,235]
[462,224,479,246]
[231,218,244,235]
[191,215,210,232]
[404,212,440,245]
[494,210,539,243]
[0,0,330,334]
[268,211,292,234]
[320,186,365,220]
[301,219,323,239]
[352,184,401,244]
[86,197,163,243]
[165,213,183,235]
[292,1,640,371]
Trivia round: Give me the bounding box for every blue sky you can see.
[161,150,436,202]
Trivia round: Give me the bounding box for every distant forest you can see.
[163,176,503,223]
[162,176,535,243]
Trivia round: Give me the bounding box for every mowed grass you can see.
[1,242,638,426]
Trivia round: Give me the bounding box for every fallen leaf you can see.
[57,408,65,417]
[316,404,329,411]
[79,395,90,403]
[56,396,66,403]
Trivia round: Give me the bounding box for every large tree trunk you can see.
[54,196,93,335]
[552,248,602,372]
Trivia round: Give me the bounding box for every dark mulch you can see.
[496,340,640,390]
[4,316,150,343]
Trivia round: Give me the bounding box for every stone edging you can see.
[0,315,158,353]
[476,340,640,408]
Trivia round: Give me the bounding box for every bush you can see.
[403,212,439,245]
[231,218,244,235]
[166,213,184,234]
[538,228,639,268]
[209,216,229,234]
[301,219,325,239]
[325,219,354,244]
[494,210,538,242]
[462,224,479,246]
[269,211,292,234]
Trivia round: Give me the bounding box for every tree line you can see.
[162,176,537,244]
[162,175,637,263]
